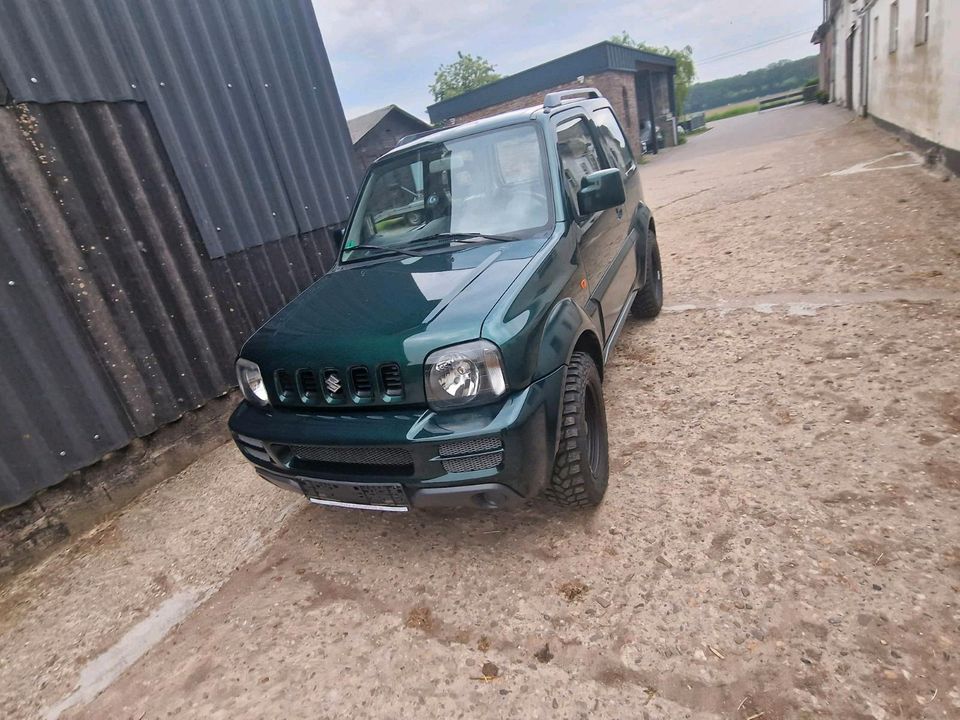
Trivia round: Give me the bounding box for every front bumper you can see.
[228,367,565,508]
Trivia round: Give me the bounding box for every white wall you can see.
[868,0,959,152]
[826,0,958,154]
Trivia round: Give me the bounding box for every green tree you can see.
[429,52,502,102]
[610,32,696,116]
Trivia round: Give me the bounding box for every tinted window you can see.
[556,117,601,210]
[592,107,635,173]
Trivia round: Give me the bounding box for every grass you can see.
[705,102,760,122]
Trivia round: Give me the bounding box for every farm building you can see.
[427,42,677,154]
[348,105,432,171]
[813,0,959,172]
[0,0,359,509]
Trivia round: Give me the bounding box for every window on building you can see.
[556,117,601,220]
[889,1,899,53]
[915,0,929,45]
[874,16,880,58]
[592,107,635,174]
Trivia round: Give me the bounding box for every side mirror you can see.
[577,168,625,216]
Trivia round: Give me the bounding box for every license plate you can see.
[297,477,410,512]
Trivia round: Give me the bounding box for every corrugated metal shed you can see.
[0,0,356,508]
[427,41,676,122]
[0,0,359,259]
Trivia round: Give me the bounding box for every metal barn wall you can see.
[0,0,360,259]
[0,0,357,508]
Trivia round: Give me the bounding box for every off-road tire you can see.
[631,231,663,319]
[543,352,609,507]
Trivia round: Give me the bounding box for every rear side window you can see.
[556,117,601,206]
[592,107,635,173]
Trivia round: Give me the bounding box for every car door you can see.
[590,106,641,334]
[555,114,620,342]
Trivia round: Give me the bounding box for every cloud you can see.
[311,0,821,118]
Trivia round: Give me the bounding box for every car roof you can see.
[377,97,611,161]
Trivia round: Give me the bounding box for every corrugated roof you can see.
[347,105,431,144]
[0,100,338,508]
[0,0,359,259]
[427,41,675,122]
[0,0,353,507]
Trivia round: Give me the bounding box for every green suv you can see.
[229,89,663,511]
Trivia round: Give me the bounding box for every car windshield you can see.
[341,123,552,261]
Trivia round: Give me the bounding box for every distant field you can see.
[705,94,807,122]
[705,100,760,122]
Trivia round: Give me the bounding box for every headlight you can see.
[236,358,269,406]
[424,340,507,410]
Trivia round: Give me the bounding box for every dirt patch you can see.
[533,643,554,663]
[558,580,588,602]
[404,606,434,630]
[924,458,960,492]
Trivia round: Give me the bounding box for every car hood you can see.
[240,241,540,404]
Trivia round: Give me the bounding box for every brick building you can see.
[426,42,677,154]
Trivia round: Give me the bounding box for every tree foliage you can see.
[685,56,819,113]
[610,32,696,116]
[429,52,502,103]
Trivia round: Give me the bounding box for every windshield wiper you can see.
[410,232,520,246]
[348,243,424,258]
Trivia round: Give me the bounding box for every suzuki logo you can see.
[325,372,342,394]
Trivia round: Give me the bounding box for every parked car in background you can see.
[229,89,663,512]
[640,120,664,154]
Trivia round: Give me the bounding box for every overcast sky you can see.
[311,0,821,121]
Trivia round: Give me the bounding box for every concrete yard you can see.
[1,104,958,719]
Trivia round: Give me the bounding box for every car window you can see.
[556,117,601,215]
[341,123,553,260]
[592,107,635,173]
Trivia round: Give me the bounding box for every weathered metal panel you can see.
[0,101,337,508]
[0,0,359,259]
[226,0,360,232]
[0,0,141,103]
[0,118,133,506]
[0,0,358,506]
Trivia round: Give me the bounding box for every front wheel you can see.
[631,231,663,319]
[543,352,609,508]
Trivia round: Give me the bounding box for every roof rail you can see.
[397,127,443,147]
[543,88,603,109]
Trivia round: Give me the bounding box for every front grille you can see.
[380,363,403,397]
[351,366,373,399]
[283,444,414,476]
[439,436,502,457]
[442,452,503,473]
[298,369,319,401]
[291,445,412,465]
[276,370,296,399]
[271,361,404,406]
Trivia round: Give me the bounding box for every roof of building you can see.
[347,105,431,143]
[427,41,676,122]
[381,92,614,161]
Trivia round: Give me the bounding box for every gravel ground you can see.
[1,104,958,720]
